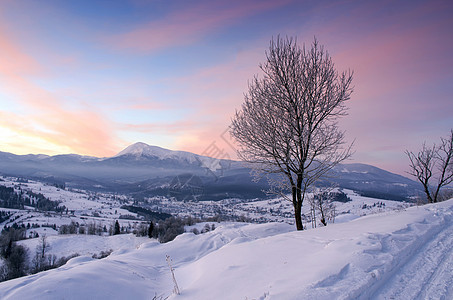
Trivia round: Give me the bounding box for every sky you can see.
[0,0,452,177]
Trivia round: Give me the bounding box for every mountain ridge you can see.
[0,142,422,201]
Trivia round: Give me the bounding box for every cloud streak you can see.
[107,0,292,53]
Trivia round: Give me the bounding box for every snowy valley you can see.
[0,176,451,299]
[0,144,450,299]
[0,173,451,299]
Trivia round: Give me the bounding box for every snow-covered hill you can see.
[0,199,451,299]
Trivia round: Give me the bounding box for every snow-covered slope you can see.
[0,200,451,299]
[18,234,149,265]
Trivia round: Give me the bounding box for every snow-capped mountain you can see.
[0,143,421,201]
[114,142,198,163]
[111,142,227,173]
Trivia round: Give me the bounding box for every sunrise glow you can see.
[0,0,452,176]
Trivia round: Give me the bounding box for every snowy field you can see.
[0,199,451,299]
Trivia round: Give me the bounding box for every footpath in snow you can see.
[0,200,451,299]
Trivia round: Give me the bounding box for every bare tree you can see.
[230,36,353,230]
[37,235,50,259]
[308,186,337,227]
[406,129,453,203]
[32,235,51,272]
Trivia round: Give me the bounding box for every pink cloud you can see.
[330,15,451,122]
[119,120,200,134]
[0,31,42,76]
[102,49,259,154]
[155,47,267,156]
[167,0,453,172]
[107,0,292,52]
[317,2,453,175]
[122,97,170,111]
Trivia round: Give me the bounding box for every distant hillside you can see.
[0,143,421,201]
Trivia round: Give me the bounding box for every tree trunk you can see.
[294,175,304,230]
[433,183,443,203]
[291,186,303,230]
[423,181,434,203]
[294,201,303,230]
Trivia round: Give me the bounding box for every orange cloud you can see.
[0,26,120,157]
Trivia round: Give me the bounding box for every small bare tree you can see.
[231,36,353,230]
[406,129,453,203]
[308,187,337,227]
[37,235,50,259]
[32,235,51,272]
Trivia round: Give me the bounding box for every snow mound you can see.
[0,201,452,299]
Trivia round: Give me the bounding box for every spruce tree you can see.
[114,220,120,235]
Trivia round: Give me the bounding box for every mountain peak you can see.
[114,142,205,166]
[115,142,172,158]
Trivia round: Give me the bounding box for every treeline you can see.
[151,216,218,243]
[60,215,217,244]
[0,186,66,212]
[59,221,110,235]
[120,205,172,221]
[57,215,217,244]
[3,222,57,239]
[59,220,152,237]
[0,227,28,281]
[355,189,408,202]
[330,191,352,203]
[151,217,186,243]
[0,211,12,223]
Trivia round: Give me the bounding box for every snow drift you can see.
[0,200,451,299]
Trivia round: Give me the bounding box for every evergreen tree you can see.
[114,220,120,235]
